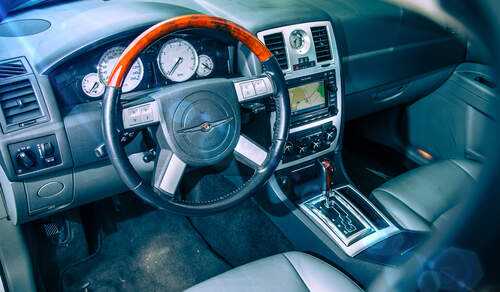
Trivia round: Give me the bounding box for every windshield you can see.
[0,0,76,20]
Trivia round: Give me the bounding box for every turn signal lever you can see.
[317,158,335,207]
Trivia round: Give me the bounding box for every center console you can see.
[258,22,411,261]
[257,21,342,170]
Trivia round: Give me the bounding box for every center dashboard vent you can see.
[311,26,332,62]
[0,60,27,80]
[263,32,288,70]
[0,79,42,127]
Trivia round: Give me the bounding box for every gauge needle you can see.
[202,63,212,70]
[90,82,99,92]
[168,57,183,75]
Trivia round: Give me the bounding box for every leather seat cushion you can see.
[186,251,362,292]
[370,159,481,232]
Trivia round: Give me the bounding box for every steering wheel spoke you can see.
[233,75,275,103]
[152,149,187,195]
[234,135,269,169]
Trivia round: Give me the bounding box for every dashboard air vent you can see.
[0,79,42,126]
[311,26,332,62]
[0,60,27,80]
[263,32,288,70]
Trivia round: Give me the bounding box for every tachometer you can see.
[81,73,105,98]
[98,46,144,93]
[157,38,198,82]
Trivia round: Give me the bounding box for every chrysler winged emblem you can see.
[177,116,233,133]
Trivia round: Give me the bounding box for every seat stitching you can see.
[281,253,310,291]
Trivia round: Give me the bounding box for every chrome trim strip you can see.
[290,116,335,133]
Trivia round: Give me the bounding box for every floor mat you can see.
[189,198,295,267]
[61,194,230,292]
[183,170,294,267]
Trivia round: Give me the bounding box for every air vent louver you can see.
[311,26,332,62]
[263,32,288,70]
[0,60,27,80]
[0,79,42,126]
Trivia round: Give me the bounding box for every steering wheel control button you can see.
[253,79,268,95]
[122,102,160,129]
[240,82,256,98]
[234,77,274,102]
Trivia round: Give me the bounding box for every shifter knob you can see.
[317,158,335,194]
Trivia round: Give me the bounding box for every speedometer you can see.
[157,38,198,82]
[98,46,144,93]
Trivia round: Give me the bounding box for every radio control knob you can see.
[284,141,294,155]
[16,150,36,169]
[296,143,308,155]
[325,127,337,142]
[310,139,322,152]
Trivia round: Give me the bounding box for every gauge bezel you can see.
[157,38,199,82]
[97,46,144,93]
[81,72,105,98]
[196,54,214,77]
[289,29,311,55]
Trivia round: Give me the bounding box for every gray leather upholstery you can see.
[185,251,363,292]
[370,159,482,232]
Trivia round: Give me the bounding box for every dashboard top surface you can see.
[0,0,330,74]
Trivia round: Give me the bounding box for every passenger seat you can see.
[370,159,482,232]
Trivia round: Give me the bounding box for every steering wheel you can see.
[102,15,290,215]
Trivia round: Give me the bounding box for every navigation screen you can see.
[289,81,326,113]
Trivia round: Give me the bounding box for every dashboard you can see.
[0,0,465,224]
[50,30,233,108]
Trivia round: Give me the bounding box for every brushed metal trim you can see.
[234,134,267,166]
[299,185,400,257]
[159,153,186,194]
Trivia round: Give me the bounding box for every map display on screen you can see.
[289,81,326,113]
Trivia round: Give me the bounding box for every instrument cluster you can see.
[51,32,232,106]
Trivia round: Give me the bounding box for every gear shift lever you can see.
[317,158,335,207]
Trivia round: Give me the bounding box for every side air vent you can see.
[311,26,332,62]
[0,78,42,128]
[263,32,288,70]
[0,60,27,80]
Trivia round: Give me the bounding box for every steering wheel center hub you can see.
[169,90,240,166]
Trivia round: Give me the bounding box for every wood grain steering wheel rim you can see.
[102,15,290,215]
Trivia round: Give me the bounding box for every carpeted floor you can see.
[189,197,294,267]
[61,194,230,292]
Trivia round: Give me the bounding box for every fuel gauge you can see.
[197,54,214,77]
[82,73,105,98]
